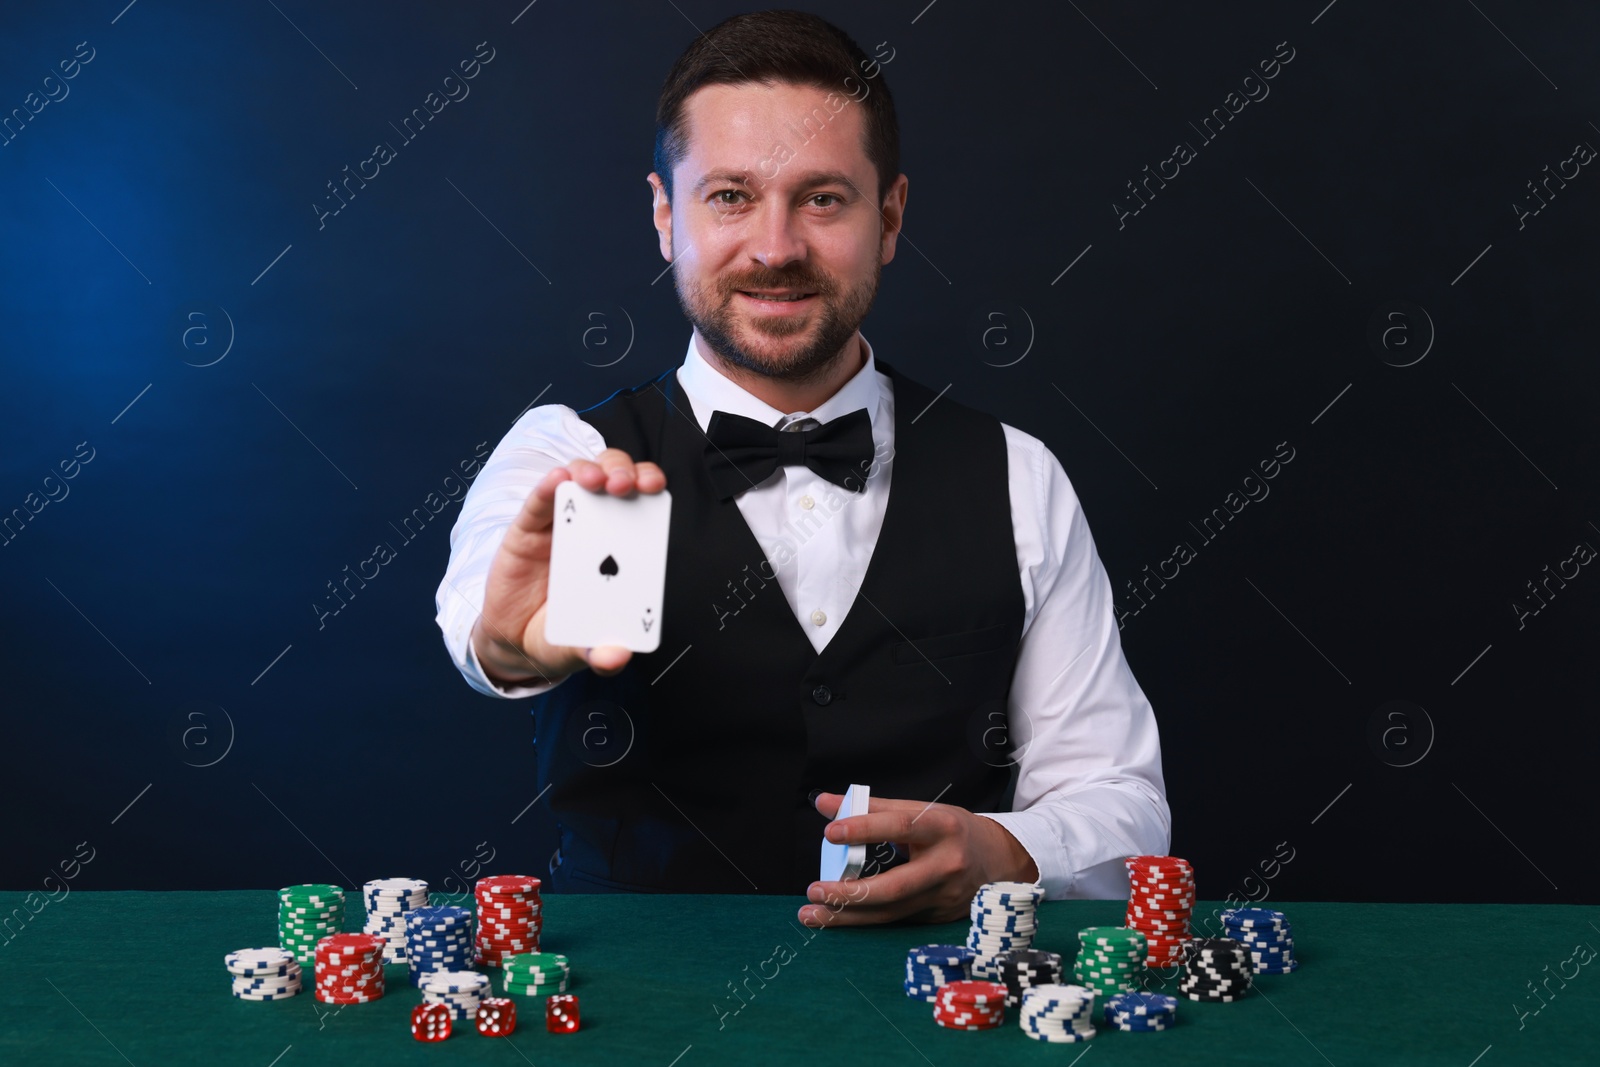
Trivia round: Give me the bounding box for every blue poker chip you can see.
[1104,992,1177,1014]
[1254,959,1301,974]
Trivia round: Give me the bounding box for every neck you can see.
[695,332,865,414]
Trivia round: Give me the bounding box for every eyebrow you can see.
[692,169,859,195]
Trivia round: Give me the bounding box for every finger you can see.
[567,450,667,495]
[816,791,930,822]
[582,644,633,676]
[812,791,843,819]
[799,865,932,926]
[824,807,947,848]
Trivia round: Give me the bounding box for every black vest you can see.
[535,356,1025,894]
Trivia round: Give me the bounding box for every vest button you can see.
[811,685,833,706]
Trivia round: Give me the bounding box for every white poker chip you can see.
[225,947,295,973]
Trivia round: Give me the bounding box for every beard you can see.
[673,251,882,386]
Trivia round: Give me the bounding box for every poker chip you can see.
[1124,856,1194,967]
[1071,926,1146,997]
[903,944,974,1001]
[362,877,429,965]
[1221,908,1301,974]
[226,946,304,1000]
[406,906,474,987]
[502,952,571,997]
[996,948,1063,1007]
[473,875,542,968]
[966,881,1043,980]
[1103,991,1177,1031]
[225,947,297,978]
[277,884,346,967]
[314,932,386,1004]
[421,970,490,1021]
[1178,937,1252,1002]
[933,980,1008,1030]
[1018,983,1096,1042]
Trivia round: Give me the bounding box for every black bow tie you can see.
[703,408,875,501]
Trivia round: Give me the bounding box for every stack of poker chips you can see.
[314,932,386,1004]
[502,951,570,995]
[1017,983,1097,1043]
[1178,937,1253,1002]
[1072,926,1147,996]
[932,979,1008,1030]
[475,996,518,1036]
[997,947,1063,1007]
[277,884,346,966]
[1124,855,1195,967]
[226,947,303,1000]
[405,905,474,987]
[1221,908,1299,974]
[1103,991,1177,1032]
[473,874,543,968]
[362,877,429,964]
[966,880,1043,980]
[420,970,491,1022]
[903,944,974,1001]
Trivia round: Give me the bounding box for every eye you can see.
[810,194,842,208]
[712,190,747,206]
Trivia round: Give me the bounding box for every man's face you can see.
[650,81,906,385]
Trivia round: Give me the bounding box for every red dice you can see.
[546,994,580,1033]
[476,997,517,1036]
[411,1003,452,1042]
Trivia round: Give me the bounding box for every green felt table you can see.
[1,892,1595,1066]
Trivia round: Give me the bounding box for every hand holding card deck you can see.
[544,480,672,653]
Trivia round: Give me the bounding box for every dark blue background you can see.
[2,0,1595,905]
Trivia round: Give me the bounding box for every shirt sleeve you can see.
[435,404,610,699]
[974,424,1172,899]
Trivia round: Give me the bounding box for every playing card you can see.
[819,783,871,882]
[544,480,672,653]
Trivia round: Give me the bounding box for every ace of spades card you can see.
[544,480,672,653]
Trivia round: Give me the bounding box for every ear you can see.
[647,172,674,263]
[878,173,909,265]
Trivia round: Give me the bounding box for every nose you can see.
[749,203,807,272]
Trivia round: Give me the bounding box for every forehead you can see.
[677,80,871,188]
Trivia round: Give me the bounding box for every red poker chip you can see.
[475,875,542,895]
[316,933,385,951]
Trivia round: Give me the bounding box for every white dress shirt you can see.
[436,333,1170,898]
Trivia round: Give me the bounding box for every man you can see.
[436,10,1168,926]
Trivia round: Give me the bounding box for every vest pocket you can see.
[890,623,1013,665]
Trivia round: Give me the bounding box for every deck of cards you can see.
[820,783,871,882]
[544,481,672,653]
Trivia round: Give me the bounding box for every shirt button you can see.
[799,494,815,510]
[811,685,833,706]
[810,609,827,626]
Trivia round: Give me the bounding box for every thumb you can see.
[583,645,633,676]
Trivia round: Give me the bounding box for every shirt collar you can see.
[676,332,884,434]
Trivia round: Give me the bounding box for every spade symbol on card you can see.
[599,555,619,580]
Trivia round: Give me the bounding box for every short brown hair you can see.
[653,10,900,207]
